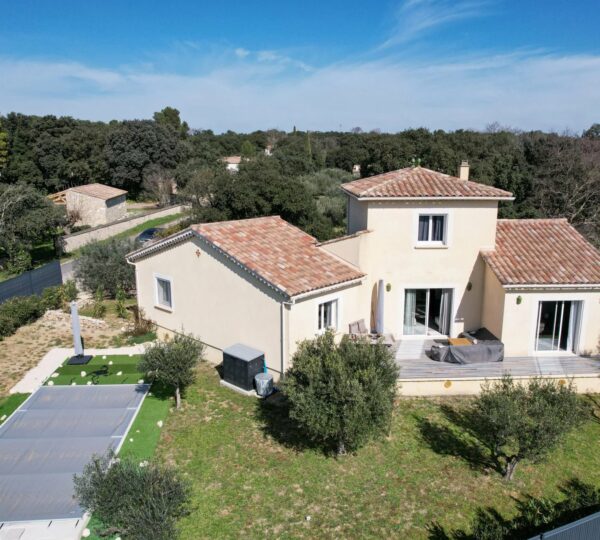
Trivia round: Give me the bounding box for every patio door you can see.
[535,300,581,353]
[403,288,452,336]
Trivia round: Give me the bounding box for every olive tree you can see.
[74,452,191,540]
[75,237,135,297]
[471,376,586,481]
[283,331,399,455]
[138,333,204,409]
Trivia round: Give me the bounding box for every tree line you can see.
[0,109,599,250]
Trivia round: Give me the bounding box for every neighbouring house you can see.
[62,183,127,227]
[352,164,361,177]
[223,155,242,172]
[127,164,600,378]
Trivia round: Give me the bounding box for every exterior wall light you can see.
[466,282,473,291]
[516,295,523,305]
[386,283,392,292]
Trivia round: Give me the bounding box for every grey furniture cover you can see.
[429,328,504,364]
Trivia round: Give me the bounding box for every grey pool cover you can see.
[0,384,149,523]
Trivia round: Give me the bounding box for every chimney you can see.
[459,160,470,181]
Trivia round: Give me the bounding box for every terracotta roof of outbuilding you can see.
[69,183,127,200]
[341,166,513,199]
[482,219,600,286]
[190,216,364,297]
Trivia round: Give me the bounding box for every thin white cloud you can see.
[234,48,250,58]
[379,0,492,49]
[0,50,598,133]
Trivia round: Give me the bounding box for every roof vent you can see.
[459,160,470,181]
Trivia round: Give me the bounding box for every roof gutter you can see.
[341,191,515,202]
[289,276,365,303]
[503,283,600,291]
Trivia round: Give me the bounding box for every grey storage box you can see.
[223,343,265,391]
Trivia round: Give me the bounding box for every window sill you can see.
[414,243,448,249]
[154,304,173,313]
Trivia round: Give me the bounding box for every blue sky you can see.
[1,0,599,132]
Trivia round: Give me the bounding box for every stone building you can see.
[65,183,127,227]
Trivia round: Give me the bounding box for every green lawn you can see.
[154,364,600,539]
[46,354,146,386]
[0,393,30,424]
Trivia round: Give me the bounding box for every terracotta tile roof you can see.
[69,183,127,200]
[222,156,242,164]
[342,166,513,199]
[191,216,364,297]
[482,219,600,286]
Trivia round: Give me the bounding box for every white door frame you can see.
[533,299,582,356]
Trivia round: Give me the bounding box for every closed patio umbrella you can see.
[375,279,385,335]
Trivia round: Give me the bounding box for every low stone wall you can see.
[61,204,189,253]
[398,374,600,396]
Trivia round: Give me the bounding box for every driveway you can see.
[0,384,148,529]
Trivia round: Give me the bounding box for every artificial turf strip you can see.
[0,393,30,424]
[45,355,146,386]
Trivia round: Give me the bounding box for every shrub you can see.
[91,286,106,318]
[470,375,586,480]
[138,333,204,409]
[75,238,135,297]
[0,295,44,338]
[41,285,64,310]
[283,331,399,455]
[115,287,128,318]
[63,279,78,302]
[74,452,191,540]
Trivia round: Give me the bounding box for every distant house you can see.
[65,183,127,227]
[264,145,273,156]
[223,156,242,172]
[352,164,361,177]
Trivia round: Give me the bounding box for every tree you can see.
[240,140,256,158]
[0,126,8,173]
[104,120,183,195]
[74,238,135,297]
[0,183,65,272]
[470,376,586,481]
[138,333,204,409]
[143,166,174,207]
[283,331,399,455]
[74,452,191,540]
[153,106,189,138]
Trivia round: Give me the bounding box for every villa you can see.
[126,164,600,387]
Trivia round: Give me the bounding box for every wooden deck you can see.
[395,339,600,380]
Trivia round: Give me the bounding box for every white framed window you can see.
[317,299,338,332]
[155,275,173,310]
[417,214,447,245]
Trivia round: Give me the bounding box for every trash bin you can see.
[255,372,273,397]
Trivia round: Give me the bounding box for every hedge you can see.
[0,281,78,339]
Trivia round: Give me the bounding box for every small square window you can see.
[417,214,447,244]
[318,299,338,332]
[156,277,172,309]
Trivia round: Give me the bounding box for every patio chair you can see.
[348,319,370,339]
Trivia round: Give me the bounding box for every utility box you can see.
[222,343,265,391]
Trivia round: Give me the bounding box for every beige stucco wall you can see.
[66,191,126,227]
[318,231,369,268]
[287,282,365,356]
[134,236,288,377]
[481,264,505,338]
[345,198,499,338]
[501,289,600,357]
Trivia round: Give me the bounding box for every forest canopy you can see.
[0,110,598,246]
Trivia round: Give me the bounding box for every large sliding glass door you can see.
[403,288,452,336]
[535,300,581,353]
